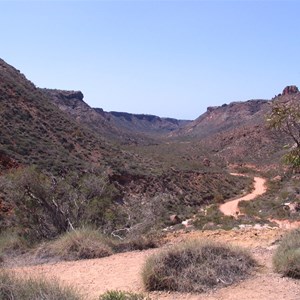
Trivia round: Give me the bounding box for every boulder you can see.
[169,214,182,225]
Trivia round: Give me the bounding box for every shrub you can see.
[273,228,300,278]
[0,230,28,257]
[112,235,160,253]
[99,290,146,300]
[1,167,121,242]
[142,239,256,293]
[36,228,113,261]
[0,271,81,299]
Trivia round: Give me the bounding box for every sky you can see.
[1,0,300,120]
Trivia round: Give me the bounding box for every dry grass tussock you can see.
[273,228,300,278]
[0,271,81,300]
[36,228,113,261]
[36,228,160,262]
[142,239,257,293]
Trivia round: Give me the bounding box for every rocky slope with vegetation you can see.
[170,99,270,139]
[168,91,292,166]
[0,58,128,173]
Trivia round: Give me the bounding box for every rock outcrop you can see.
[282,85,299,95]
[61,90,84,101]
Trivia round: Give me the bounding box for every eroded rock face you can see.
[46,89,84,102]
[61,90,84,101]
[282,85,299,95]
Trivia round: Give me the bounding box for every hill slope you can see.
[171,99,270,139]
[169,95,291,166]
[0,58,142,173]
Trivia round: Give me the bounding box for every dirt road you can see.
[12,250,155,299]
[219,176,267,217]
[11,228,300,300]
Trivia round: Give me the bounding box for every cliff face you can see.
[41,88,117,138]
[43,88,190,142]
[107,111,190,137]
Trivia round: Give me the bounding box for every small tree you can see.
[268,97,300,169]
[0,167,121,241]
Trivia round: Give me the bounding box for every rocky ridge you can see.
[170,99,270,139]
[42,89,190,143]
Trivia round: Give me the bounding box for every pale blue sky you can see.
[1,0,300,119]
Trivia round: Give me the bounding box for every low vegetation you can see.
[142,239,256,293]
[0,165,252,243]
[193,204,240,230]
[0,230,28,258]
[273,228,300,278]
[99,290,147,300]
[0,167,124,242]
[238,175,300,222]
[0,271,81,300]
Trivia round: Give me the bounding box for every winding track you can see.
[219,174,300,229]
[219,175,267,217]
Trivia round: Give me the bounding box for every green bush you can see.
[142,239,256,293]
[0,271,81,299]
[273,228,300,278]
[99,290,147,300]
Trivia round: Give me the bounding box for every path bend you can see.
[219,175,267,217]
